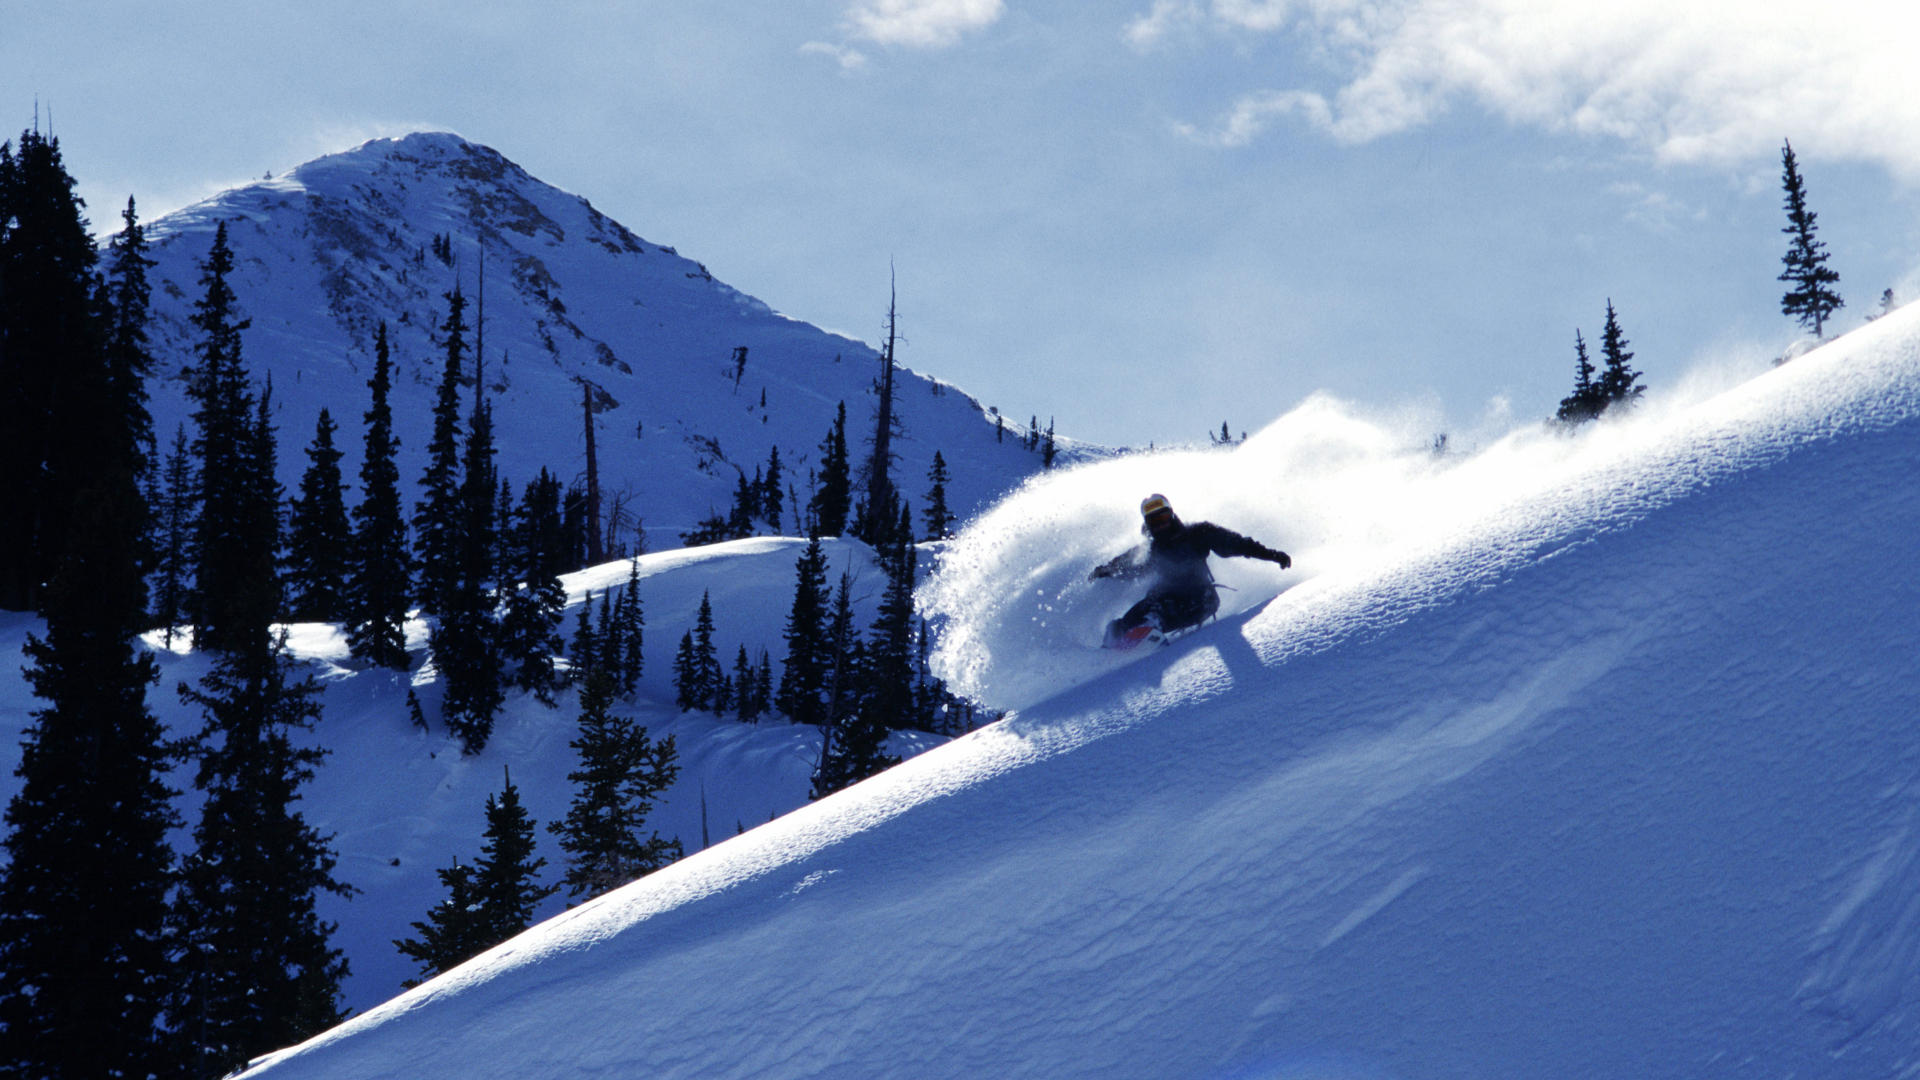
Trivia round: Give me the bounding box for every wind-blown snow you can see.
[222,304,1920,1078]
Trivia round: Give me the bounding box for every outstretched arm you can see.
[1196,523,1292,569]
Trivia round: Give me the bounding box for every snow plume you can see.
[923,334,1797,711]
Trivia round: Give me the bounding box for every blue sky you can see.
[7,0,1919,447]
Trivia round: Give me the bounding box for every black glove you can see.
[1088,565,1109,581]
[1270,550,1292,570]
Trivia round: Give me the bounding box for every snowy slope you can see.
[136,132,1064,541]
[235,304,1920,1078]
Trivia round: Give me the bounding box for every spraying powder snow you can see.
[921,353,1781,713]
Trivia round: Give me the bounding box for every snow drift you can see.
[247,303,1920,1078]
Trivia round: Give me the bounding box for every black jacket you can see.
[1092,519,1286,596]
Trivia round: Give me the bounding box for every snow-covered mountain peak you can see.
[135,132,1058,542]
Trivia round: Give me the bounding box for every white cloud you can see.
[800,40,870,70]
[1124,0,1202,49]
[844,0,1006,48]
[1155,0,1920,180]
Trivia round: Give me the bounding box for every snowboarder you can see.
[1089,493,1291,649]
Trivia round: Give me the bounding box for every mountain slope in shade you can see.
[138,131,1061,542]
[233,307,1920,1074]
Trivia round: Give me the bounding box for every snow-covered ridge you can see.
[137,131,1062,543]
[236,306,1920,1077]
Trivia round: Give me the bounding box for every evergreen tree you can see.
[596,583,625,687]
[170,354,345,1072]
[823,570,865,727]
[1041,418,1057,469]
[923,450,955,540]
[690,590,721,712]
[473,766,556,942]
[754,650,774,722]
[0,130,108,613]
[863,507,919,732]
[1778,139,1844,338]
[549,673,683,901]
[500,469,568,703]
[434,376,502,754]
[855,279,903,546]
[672,632,698,712]
[616,559,645,694]
[814,569,898,800]
[0,389,178,1078]
[732,645,757,722]
[569,589,598,685]
[184,223,270,651]
[346,323,412,669]
[286,409,351,621]
[395,766,554,986]
[776,534,832,725]
[1555,329,1605,424]
[415,288,469,616]
[1596,300,1645,409]
[810,402,852,537]
[728,470,759,539]
[152,425,194,645]
[171,641,350,1076]
[760,446,785,532]
[392,858,487,989]
[102,196,156,486]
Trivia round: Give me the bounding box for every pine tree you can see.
[728,470,759,539]
[395,766,555,986]
[616,559,645,694]
[415,288,469,616]
[152,425,193,644]
[864,507,919,731]
[732,645,757,722]
[474,766,556,941]
[760,446,785,533]
[0,357,178,1077]
[810,402,852,537]
[500,469,568,703]
[754,650,774,721]
[103,196,157,487]
[691,590,721,712]
[549,672,683,901]
[434,374,502,754]
[184,223,266,651]
[1778,139,1844,338]
[1555,329,1605,424]
[171,641,350,1076]
[855,279,903,546]
[392,858,488,989]
[0,130,109,613]
[1596,300,1644,409]
[170,352,346,1072]
[814,568,898,800]
[672,632,698,712]
[347,323,412,669]
[570,589,598,685]
[777,534,832,725]
[286,408,351,621]
[1041,418,1057,469]
[923,450,955,540]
